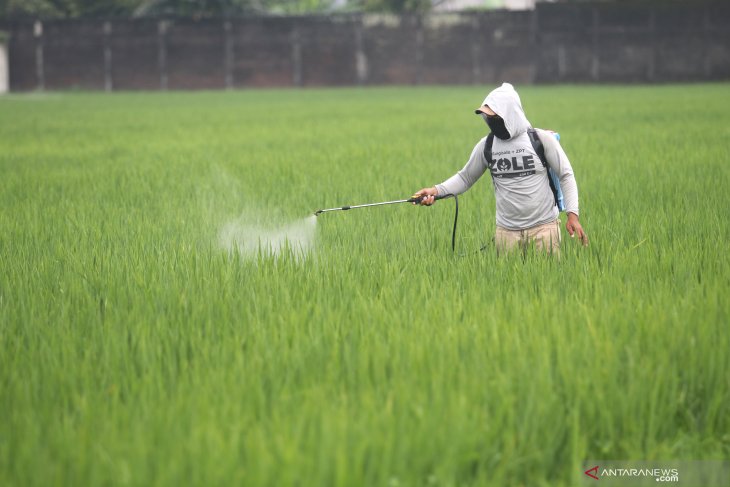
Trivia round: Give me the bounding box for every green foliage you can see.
[0,0,437,19]
[133,0,281,17]
[0,85,729,486]
[1,0,140,18]
[0,0,350,19]
[356,0,432,13]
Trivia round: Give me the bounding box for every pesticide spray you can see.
[218,193,457,259]
[219,214,318,259]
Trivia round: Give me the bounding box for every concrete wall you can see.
[535,2,730,83]
[4,2,730,91]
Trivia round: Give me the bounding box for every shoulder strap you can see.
[527,128,547,167]
[483,133,494,168]
[483,134,495,186]
[527,128,559,208]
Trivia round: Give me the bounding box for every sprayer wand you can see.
[314,194,459,252]
[314,194,448,215]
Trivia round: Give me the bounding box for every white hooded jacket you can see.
[436,83,579,231]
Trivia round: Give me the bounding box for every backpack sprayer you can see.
[314,193,459,252]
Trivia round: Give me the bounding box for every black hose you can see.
[451,194,458,253]
[443,194,496,256]
[439,193,458,253]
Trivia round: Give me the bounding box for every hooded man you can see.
[413,83,588,253]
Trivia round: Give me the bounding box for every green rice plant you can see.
[0,85,728,486]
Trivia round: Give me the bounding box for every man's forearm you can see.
[560,175,579,216]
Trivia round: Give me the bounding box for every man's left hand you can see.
[566,212,588,246]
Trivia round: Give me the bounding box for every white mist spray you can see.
[218,214,317,259]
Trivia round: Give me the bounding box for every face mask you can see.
[482,113,511,140]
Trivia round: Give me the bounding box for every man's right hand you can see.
[412,187,439,205]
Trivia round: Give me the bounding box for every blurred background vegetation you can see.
[0,0,549,19]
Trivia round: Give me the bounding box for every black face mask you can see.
[483,114,511,140]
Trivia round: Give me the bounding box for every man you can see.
[413,83,588,254]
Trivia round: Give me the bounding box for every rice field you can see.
[1,84,729,486]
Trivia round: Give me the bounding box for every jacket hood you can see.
[479,83,531,139]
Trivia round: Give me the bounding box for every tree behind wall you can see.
[0,0,446,19]
[357,0,432,13]
[0,0,142,18]
[132,0,436,16]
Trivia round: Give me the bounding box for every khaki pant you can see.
[495,219,561,255]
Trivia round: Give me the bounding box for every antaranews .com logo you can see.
[584,465,679,482]
[581,461,729,486]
